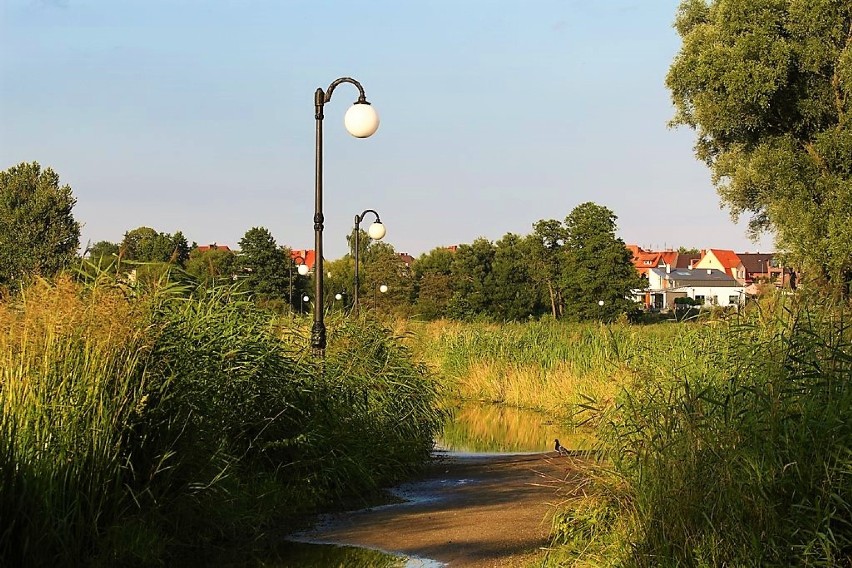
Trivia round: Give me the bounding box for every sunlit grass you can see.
[0,269,443,566]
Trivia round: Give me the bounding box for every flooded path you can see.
[292,449,589,567]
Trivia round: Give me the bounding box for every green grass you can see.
[0,268,444,566]
[550,294,852,567]
[404,300,852,566]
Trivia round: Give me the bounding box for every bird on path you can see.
[554,438,569,456]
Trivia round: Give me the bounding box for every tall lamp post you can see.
[353,209,386,317]
[311,77,380,355]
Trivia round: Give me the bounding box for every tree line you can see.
[1,163,645,321]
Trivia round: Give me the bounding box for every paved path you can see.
[292,452,589,567]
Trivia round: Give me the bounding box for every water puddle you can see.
[436,400,591,453]
[277,402,585,566]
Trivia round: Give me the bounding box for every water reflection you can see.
[191,540,411,567]
[436,401,591,453]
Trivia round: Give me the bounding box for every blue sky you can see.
[1,0,775,259]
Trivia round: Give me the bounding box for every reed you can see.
[0,269,443,565]
[404,319,698,417]
[557,294,852,566]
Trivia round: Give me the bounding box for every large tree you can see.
[185,245,239,288]
[490,233,542,321]
[526,219,568,318]
[0,162,81,287]
[413,247,455,320]
[238,227,288,301]
[562,202,642,321]
[448,238,496,320]
[667,0,852,297]
[120,227,190,265]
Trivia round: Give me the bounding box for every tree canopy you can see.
[0,162,81,288]
[238,227,289,302]
[562,202,642,321]
[667,0,852,296]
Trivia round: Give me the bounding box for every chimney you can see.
[707,269,712,275]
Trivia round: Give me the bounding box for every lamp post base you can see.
[311,322,326,354]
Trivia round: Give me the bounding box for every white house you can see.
[641,268,745,310]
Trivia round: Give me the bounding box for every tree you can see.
[237,227,288,301]
[448,238,496,320]
[0,162,81,287]
[120,227,189,265]
[526,219,568,318]
[490,233,541,320]
[362,242,414,317]
[87,240,120,266]
[562,202,642,321]
[413,247,456,320]
[667,0,852,297]
[185,245,238,288]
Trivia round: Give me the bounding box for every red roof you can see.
[706,249,742,269]
[291,249,316,270]
[197,244,232,253]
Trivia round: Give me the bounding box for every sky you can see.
[0,0,776,260]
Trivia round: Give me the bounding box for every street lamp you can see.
[301,294,310,314]
[289,255,308,315]
[311,77,379,355]
[353,209,386,316]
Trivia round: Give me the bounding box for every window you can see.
[695,295,706,304]
[729,295,739,305]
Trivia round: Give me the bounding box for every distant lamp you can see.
[298,264,310,276]
[379,284,388,294]
[335,293,343,301]
[598,300,605,306]
[353,208,386,316]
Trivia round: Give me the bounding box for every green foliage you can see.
[413,247,455,319]
[87,240,120,266]
[120,226,189,265]
[581,296,852,566]
[562,202,643,321]
[238,226,289,302]
[447,238,497,320]
[527,219,567,318]
[184,244,239,288]
[490,233,543,321]
[0,162,81,288]
[667,0,852,297]
[0,270,442,565]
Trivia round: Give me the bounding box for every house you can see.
[290,249,316,271]
[627,245,702,307]
[196,243,233,253]
[398,253,415,268]
[693,249,742,279]
[641,267,745,310]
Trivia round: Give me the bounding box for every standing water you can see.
[279,402,584,566]
[436,401,590,454]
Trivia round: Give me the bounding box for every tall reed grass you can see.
[404,319,701,417]
[0,269,443,566]
[551,294,852,566]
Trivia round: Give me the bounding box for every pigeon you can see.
[554,438,569,455]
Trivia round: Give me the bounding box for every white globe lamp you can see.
[368,221,386,240]
[344,103,380,138]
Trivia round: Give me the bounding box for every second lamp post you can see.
[311,77,379,355]
[353,210,386,317]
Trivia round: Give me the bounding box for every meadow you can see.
[0,269,443,566]
[405,297,852,567]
